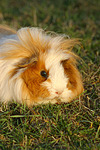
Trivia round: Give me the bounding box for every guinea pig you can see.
[0,25,84,106]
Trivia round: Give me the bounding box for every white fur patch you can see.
[0,59,23,103]
[45,48,70,70]
[42,49,72,102]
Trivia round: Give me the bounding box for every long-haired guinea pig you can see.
[0,25,84,106]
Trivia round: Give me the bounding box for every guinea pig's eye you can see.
[40,70,48,79]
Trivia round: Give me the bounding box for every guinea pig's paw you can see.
[32,97,57,105]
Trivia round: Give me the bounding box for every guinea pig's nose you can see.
[55,91,63,95]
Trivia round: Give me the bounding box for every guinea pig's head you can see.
[8,28,84,105]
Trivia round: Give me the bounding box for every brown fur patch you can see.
[63,59,84,99]
[21,56,50,105]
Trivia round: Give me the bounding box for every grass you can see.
[0,0,100,149]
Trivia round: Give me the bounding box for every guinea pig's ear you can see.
[17,54,38,69]
[9,55,38,78]
[60,38,81,63]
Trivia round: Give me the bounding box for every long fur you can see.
[0,26,84,106]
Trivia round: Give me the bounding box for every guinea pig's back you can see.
[0,25,18,52]
[0,25,16,38]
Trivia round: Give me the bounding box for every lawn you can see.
[0,0,100,149]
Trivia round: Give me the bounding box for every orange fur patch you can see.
[21,56,50,105]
